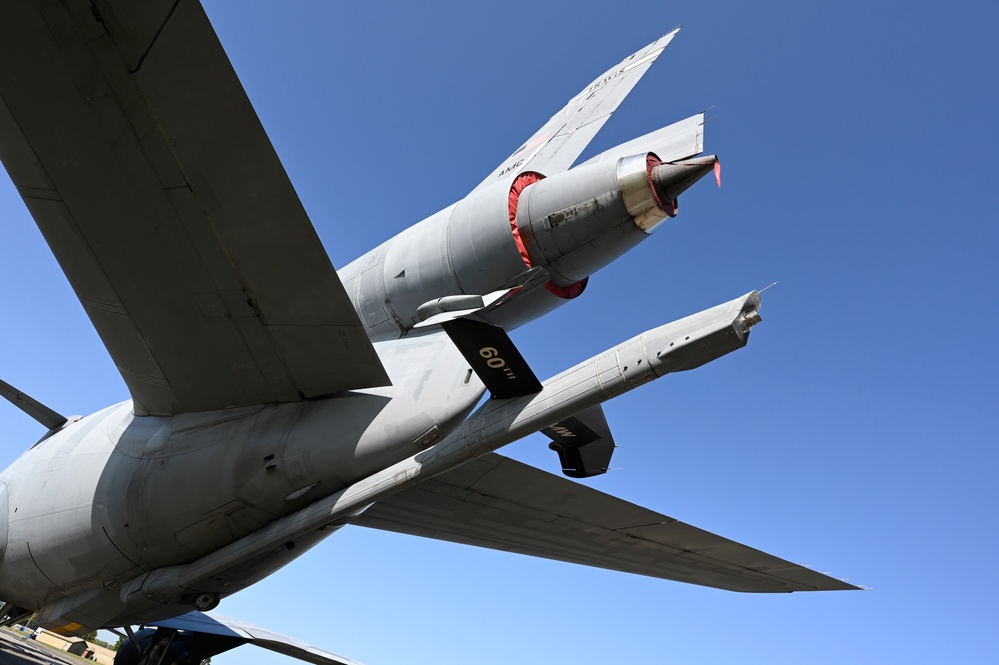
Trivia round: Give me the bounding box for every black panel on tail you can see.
[441,319,542,399]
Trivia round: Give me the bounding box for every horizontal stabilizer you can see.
[147,611,366,665]
[354,452,858,593]
[0,378,66,430]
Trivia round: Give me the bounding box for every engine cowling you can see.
[516,153,719,286]
[339,152,718,339]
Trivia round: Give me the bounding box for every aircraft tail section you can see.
[89,292,852,612]
[104,292,769,613]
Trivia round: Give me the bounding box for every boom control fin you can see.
[542,403,617,478]
[440,319,542,400]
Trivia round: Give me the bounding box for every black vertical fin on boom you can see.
[541,403,617,478]
[441,319,542,399]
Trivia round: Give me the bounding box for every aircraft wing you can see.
[147,611,366,665]
[474,29,682,190]
[354,452,858,593]
[0,0,389,415]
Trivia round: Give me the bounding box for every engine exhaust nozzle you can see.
[652,155,719,202]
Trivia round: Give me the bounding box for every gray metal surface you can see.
[112,292,801,606]
[0,0,389,416]
[0,332,483,629]
[579,112,706,168]
[336,31,695,340]
[148,612,367,665]
[354,452,856,592]
[0,3,855,660]
[475,29,682,188]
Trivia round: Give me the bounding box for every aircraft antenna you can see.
[0,378,67,430]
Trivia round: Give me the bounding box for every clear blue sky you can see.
[1,1,997,663]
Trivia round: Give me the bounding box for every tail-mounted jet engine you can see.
[514,153,719,288]
[343,150,719,338]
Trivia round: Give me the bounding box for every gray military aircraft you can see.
[0,2,857,664]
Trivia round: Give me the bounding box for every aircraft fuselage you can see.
[0,331,484,627]
[0,1,726,637]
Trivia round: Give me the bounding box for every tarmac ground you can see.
[0,630,90,665]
